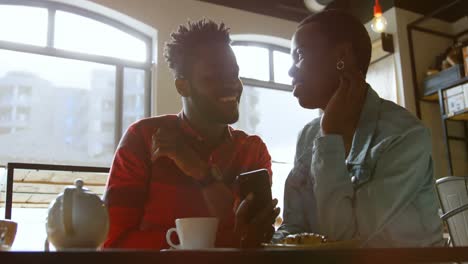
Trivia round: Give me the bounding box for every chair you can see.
[436,176,468,247]
[4,162,110,219]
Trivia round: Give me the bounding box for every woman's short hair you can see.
[299,10,372,76]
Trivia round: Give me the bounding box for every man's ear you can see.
[175,79,191,97]
[335,42,356,69]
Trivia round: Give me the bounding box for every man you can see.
[103,19,279,249]
[276,10,444,247]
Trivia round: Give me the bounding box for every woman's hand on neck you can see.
[320,70,368,156]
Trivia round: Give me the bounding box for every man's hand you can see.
[234,193,281,248]
[151,127,208,181]
[320,68,367,156]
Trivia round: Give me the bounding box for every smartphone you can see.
[236,169,272,221]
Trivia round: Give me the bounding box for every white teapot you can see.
[46,179,109,250]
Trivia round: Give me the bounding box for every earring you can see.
[336,60,345,70]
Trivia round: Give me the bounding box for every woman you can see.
[276,9,444,247]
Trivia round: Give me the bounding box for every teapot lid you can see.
[67,179,88,193]
[74,179,84,189]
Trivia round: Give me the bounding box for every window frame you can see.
[231,40,292,92]
[0,0,153,157]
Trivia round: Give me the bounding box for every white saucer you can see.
[0,245,10,251]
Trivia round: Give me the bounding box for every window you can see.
[123,68,146,134]
[0,3,152,167]
[232,45,269,81]
[273,51,293,85]
[366,37,398,104]
[0,5,48,46]
[231,42,320,214]
[366,55,398,104]
[0,50,117,166]
[0,2,153,251]
[54,11,147,62]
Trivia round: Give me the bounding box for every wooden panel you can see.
[5,192,105,208]
[12,182,106,195]
[1,170,108,208]
[11,203,49,208]
[13,170,108,186]
[396,0,468,23]
[12,193,58,204]
[11,203,50,208]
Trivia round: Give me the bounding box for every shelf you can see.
[420,76,468,115]
[423,75,467,93]
[421,93,439,102]
[444,109,468,121]
[448,136,467,142]
[420,77,468,104]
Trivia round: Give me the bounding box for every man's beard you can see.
[190,82,239,125]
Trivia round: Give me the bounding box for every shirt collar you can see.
[177,112,233,143]
[346,85,381,165]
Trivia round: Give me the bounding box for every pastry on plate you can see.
[279,233,327,245]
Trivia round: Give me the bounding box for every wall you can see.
[365,8,403,104]
[57,0,297,116]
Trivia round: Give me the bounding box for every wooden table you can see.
[2,247,468,264]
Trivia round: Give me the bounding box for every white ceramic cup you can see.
[166,217,218,249]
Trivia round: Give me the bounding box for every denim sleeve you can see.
[274,126,314,241]
[358,127,443,247]
[312,134,357,240]
[313,128,443,246]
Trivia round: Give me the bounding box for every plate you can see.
[262,239,360,250]
[161,247,236,251]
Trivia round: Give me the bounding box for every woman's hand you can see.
[320,66,368,156]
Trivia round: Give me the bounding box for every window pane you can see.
[233,85,320,210]
[232,46,269,81]
[10,208,48,250]
[55,11,147,62]
[0,166,5,206]
[273,50,293,85]
[122,68,146,133]
[0,49,116,167]
[0,5,48,46]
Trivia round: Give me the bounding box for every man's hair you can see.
[164,19,231,79]
[299,9,371,75]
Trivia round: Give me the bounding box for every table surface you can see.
[3,247,468,264]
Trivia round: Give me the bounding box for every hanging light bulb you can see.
[303,0,327,12]
[371,0,387,33]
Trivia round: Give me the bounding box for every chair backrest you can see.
[436,176,468,246]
